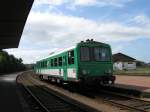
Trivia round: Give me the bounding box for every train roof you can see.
[78,40,110,47]
[37,46,76,62]
[36,40,110,62]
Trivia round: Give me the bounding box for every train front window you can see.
[94,47,110,61]
[80,47,90,61]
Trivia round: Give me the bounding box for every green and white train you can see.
[34,39,115,85]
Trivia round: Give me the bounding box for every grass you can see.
[114,67,150,75]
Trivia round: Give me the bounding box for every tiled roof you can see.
[113,53,136,62]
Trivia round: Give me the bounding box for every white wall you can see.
[113,62,123,70]
[113,61,136,70]
[123,62,136,70]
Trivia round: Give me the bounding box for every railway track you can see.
[19,76,98,112]
[34,78,150,112]
[97,89,150,112]
[19,72,150,112]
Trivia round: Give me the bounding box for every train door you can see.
[63,55,67,80]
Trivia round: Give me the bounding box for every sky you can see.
[6,0,150,64]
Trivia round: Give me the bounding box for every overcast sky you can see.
[6,0,150,64]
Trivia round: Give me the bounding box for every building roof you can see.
[113,53,136,62]
[0,0,34,49]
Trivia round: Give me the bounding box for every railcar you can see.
[34,39,115,85]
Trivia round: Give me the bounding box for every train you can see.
[34,39,115,85]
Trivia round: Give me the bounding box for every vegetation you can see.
[114,67,150,76]
[0,50,26,74]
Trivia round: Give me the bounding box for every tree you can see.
[0,50,26,74]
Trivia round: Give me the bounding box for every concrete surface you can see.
[116,75,150,91]
[115,75,150,97]
[0,73,24,112]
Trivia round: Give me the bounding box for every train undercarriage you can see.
[38,74,115,86]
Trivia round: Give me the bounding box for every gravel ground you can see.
[116,75,150,90]
[23,72,133,112]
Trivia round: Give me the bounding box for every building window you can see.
[68,50,74,65]
[128,62,133,64]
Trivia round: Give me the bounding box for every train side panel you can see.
[66,48,79,81]
[35,47,79,82]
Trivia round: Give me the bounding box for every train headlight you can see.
[105,69,112,74]
[108,69,112,73]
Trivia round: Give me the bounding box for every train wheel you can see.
[70,82,79,92]
[56,79,62,86]
[39,75,43,80]
[111,80,115,84]
[103,80,109,84]
[48,76,51,81]
[56,79,61,83]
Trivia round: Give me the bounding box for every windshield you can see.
[94,47,110,61]
[80,47,90,61]
[80,47,110,61]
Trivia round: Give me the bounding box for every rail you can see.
[98,89,150,112]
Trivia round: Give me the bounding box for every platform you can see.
[106,75,150,98]
[0,73,30,112]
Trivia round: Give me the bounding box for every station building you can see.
[113,53,136,70]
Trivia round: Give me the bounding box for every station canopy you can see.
[0,0,34,49]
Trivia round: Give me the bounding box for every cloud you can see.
[132,15,150,26]
[34,0,66,6]
[23,11,150,46]
[6,1,150,64]
[5,48,58,64]
[112,45,124,54]
[34,0,133,8]
[73,0,133,7]
[13,11,150,64]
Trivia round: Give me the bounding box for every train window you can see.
[43,61,45,67]
[80,47,90,61]
[58,57,62,66]
[44,61,45,68]
[42,62,43,67]
[51,59,54,67]
[63,56,67,65]
[42,62,43,68]
[43,61,47,68]
[43,61,45,68]
[68,50,74,64]
[41,62,43,68]
[47,60,50,67]
[54,58,58,66]
[94,48,110,61]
